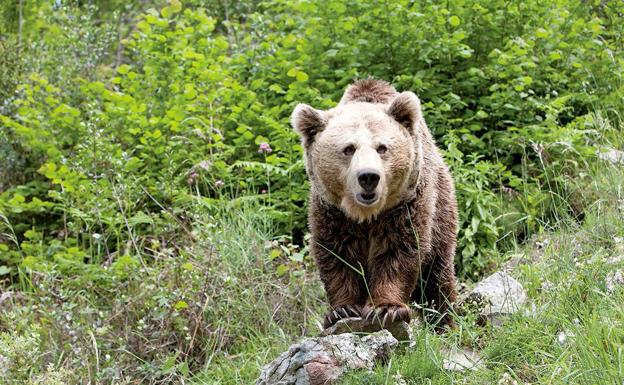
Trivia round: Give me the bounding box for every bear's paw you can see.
[323,304,363,328]
[363,303,412,327]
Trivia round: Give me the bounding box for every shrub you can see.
[1,0,623,285]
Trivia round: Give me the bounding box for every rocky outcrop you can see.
[255,328,398,385]
[460,271,527,325]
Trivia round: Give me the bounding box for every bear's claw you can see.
[323,304,362,328]
[363,304,411,327]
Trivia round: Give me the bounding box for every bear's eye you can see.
[343,145,356,156]
[376,144,388,154]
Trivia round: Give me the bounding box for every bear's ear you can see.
[291,103,327,148]
[387,91,421,132]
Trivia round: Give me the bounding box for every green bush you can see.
[1,0,623,284]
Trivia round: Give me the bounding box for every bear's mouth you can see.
[356,192,378,206]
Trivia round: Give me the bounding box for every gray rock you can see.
[606,269,624,294]
[441,346,483,372]
[606,255,624,265]
[597,148,624,164]
[0,292,12,307]
[320,317,413,341]
[0,354,7,378]
[461,271,527,324]
[255,330,398,385]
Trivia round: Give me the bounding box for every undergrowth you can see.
[0,205,324,384]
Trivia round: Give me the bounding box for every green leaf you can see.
[333,3,346,13]
[549,51,562,60]
[125,157,143,171]
[170,0,182,13]
[184,84,198,100]
[254,135,269,145]
[145,14,159,24]
[449,16,460,27]
[0,266,11,276]
[269,249,281,260]
[296,71,309,82]
[174,300,188,310]
[276,264,289,276]
[117,64,131,74]
[10,193,25,204]
[166,108,185,122]
[178,361,189,376]
[269,84,285,93]
[128,212,153,225]
[536,28,549,38]
[137,20,151,33]
[161,355,177,374]
[475,110,489,119]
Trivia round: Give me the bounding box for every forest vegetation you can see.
[0,0,622,384]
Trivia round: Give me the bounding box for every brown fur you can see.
[292,79,458,330]
[339,78,398,105]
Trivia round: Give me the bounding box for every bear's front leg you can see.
[314,246,366,328]
[363,253,418,327]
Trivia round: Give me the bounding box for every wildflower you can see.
[214,179,225,188]
[261,189,267,194]
[392,373,407,385]
[497,373,518,385]
[541,280,554,291]
[258,142,272,154]
[187,172,199,185]
[197,160,211,171]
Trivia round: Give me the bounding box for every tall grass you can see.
[0,204,326,384]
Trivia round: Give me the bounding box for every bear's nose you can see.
[357,170,380,192]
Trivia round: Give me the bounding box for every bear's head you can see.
[292,82,424,222]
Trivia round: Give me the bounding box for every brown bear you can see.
[291,79,458,330]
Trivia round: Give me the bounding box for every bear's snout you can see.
[355,169,381,206]
[357,170,380,192]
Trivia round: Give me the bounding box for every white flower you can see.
[557,331,574,345]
